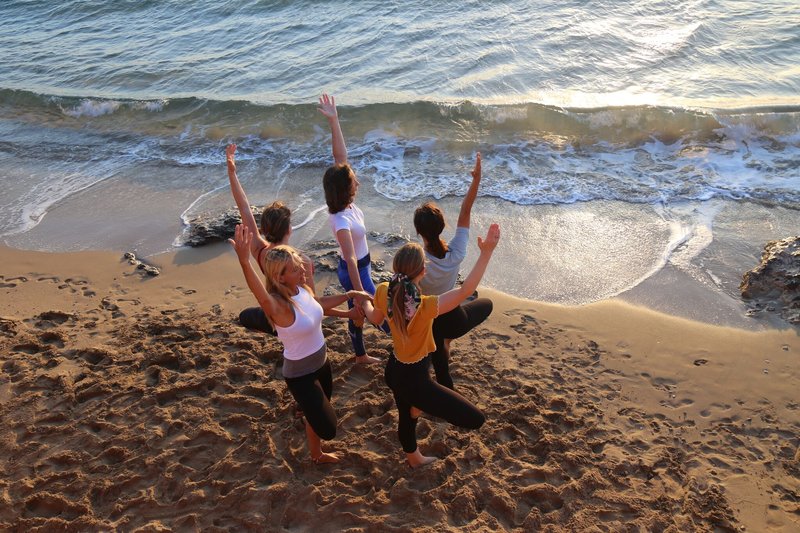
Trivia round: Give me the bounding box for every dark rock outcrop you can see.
[181,209,410,287]
[740,236,800,324]
[182,207,261,247]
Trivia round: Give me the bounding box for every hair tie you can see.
[388,273,421,322]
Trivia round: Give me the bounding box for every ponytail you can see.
[413,202,447,259]
[388,243,426,338]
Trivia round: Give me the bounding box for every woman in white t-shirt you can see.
[413,153,493,390]
[225,144,358,336]
[318,94,388,364]
[229,224,372,464]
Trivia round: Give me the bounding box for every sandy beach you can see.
[2,0,799,530]
[1,242,797,532]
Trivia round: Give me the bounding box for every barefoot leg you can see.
[306,420,339,464]
[355,354,381,364]
[406,448,437,468]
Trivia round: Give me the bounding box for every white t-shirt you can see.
[275,286,325,360]
[419,226,469,295]
[329,203,369,260]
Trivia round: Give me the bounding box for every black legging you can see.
[239,306,276,336]
[431,298,493,390]
[284,360,336,441]
[384,353,484,453]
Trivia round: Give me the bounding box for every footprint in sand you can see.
[22,493,88,521]
[175,286,197,295]
[11,342,44,355]
[38,331,66,348]
[65,278,96,297]
[22,311,75,330]
[0,317,19,337]
[0,275,29,288]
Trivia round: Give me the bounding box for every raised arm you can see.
[228,224,281,319]
[318,94,347,165]
[226,144,268,258]
[456,152,482,228]
[437,223,500,314]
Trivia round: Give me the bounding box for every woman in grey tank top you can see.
[413,153,494,390]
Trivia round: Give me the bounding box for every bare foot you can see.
[410,406,423,419]
[406,449,437,468]
[355,354,381,364]
[312,452,340,465]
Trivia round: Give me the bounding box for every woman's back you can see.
[419,226,469,295]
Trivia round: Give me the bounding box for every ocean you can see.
[1,0,798,318]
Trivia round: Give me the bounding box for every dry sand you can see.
[0,243,798,532]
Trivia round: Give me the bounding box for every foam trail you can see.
[600,215,690,301]
[0,162,119,237]
[292,205,327,230]
[662,201,725,285]
[274,161,295,196]
[173,183,230,247]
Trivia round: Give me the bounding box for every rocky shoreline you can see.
[740,236,800,325]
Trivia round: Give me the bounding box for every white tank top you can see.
[275,286,325,360]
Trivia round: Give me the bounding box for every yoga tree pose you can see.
[229,224,372,464]
[362,224,501,467]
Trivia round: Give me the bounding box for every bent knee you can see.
[466,410,486,430]
[318,426,337,441]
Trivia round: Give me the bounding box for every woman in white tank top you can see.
[229,224,372,464]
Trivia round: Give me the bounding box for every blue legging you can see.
[337,254,389,356]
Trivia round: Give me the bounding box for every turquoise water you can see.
[0,1,798,310]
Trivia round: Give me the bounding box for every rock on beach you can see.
[740,236,800,324]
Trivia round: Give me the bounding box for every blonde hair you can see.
[389,243,426,337]
[262,245,309,319]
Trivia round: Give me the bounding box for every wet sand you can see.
[1,243,798,531]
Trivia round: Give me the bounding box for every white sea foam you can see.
[179,184,230,226]
[292,205,327,231]
[136,100,166,112]
[0,163,116,236]
[63,99,121,118]
[336,127,800,208]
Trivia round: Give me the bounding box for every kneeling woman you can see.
[362,224,501,467]
[229,224,371,464]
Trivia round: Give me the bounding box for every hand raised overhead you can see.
[477,223,500,253]
[228,223,252,259]
[471,152,481,182]
[226,144,237,170]
[318,93,338,120]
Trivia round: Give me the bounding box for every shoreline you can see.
[1,243,798,530]
[4,161,798,330]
